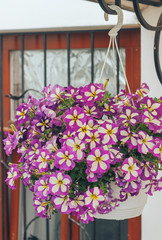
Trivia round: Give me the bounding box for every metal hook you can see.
[108,5,123,37]
[98,0,117,15]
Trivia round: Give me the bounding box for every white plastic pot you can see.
[95,183,148,220]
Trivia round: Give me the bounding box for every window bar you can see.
[0,34,5,240]
[67,32,72,240]
[67,32,71,87]
[44,33,47,87]
[44,32,50,240]
[91,32,94,83]
[116,34,120,94]
[21,34,27,240]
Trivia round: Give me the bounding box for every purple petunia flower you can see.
[26,139,41,162]
[15,103,29,124]
[5,164,20,189]
[54,146,76,171]
[152,141,162,163]
[98,122,118,145]
[77,208,95,224]
[34,175,50,200]
[66,136,86,162]
[119,126,138,149]
[118,107,140,126]
[137,131,155,154]
[86,148,110,174]
[3,131,19,156]
[36,149,52,172]
[33,196,47,218]
[121,157,141,182]
[49,171,71,195]
[85,130,101,150]
[64,106,87,129]
[84,187,105,210]
[82,83,104,106]
[52,194,71,214]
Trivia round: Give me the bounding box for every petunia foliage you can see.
[3,82,162,223]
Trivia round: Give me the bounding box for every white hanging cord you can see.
[114,37,131,95]
[98,36,112,83]
[99,5,133,102]
[112,37,117,95]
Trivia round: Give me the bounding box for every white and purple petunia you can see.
[121,157,141,182]
[136,83,150,98]
[118,107,140,126]
[36,149,52,172]
[54,146,76,170]
[66,136,86,162]
[85,130,101,150]
[34,175,50,200]
[15,103,29,124]
[47,84,64,104]
[98,122,118,145]
[5,164,20,189]
[33,196,47,218]
[86,148,110,174]
[137,131,155,154]
[77,122,91,140]
[26,139,41,161]
[64,106,86,129]
[45,136,58,153]
[119,126,138,149]
[84,187,105,210]
[77,208,95,224]
[82,83,104,106]
[3,131,19,156]
[142,110,161,131]
[52,194,71,214]
[152,141,162,163]
[49,171,71,195]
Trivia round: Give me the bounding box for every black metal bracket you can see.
[154,13,162,84]
[98,0,121,15]
[5,89,43,100]
[98,0,162,84]
[133,0,162,31]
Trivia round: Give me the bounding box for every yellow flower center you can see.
[91,194,98,200]
[64,154,69,160]
[107,129,113,135]
[20,111,25,116]
[73,115,78,120]
[142,138,147,144]
[128,165,134,171]
[91,135,96,141]
[75,144,80,150]
[81,126,87,132]
[43,183,48,188]
[91,92,96,97]
[58,180,63,184]
[42,157,46,163]
[95,156,101,162]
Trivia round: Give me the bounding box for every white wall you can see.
[141,6,162,98]
[141,6,162,240]
[0,0,138,32]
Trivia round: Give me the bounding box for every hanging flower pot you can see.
[3,82,162,224]
[95,182,148,220]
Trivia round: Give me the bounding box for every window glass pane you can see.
[10,48,125,118]
[70,49,91,87]
[47,50,67,86]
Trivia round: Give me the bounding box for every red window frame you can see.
[0,29,141,240]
